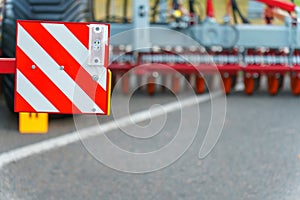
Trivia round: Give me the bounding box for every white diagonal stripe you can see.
[42,23,107,91]
[16,70,59,112]
[17,23,104,114]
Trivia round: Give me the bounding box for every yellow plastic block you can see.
[107,69,112,116]
[19,112,48,134]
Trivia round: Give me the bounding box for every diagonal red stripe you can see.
[18,21,108,113]
[16,46,82,114]
[15,92,36,113]
[65,23,89,49]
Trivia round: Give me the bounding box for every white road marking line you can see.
[0,92,222,169]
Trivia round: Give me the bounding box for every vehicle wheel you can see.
[267,74,280,96]
[2,74,14,111]
[147,76,156,96]
[1,0,93,113]
[291,75,300,96]
[171,74,180,94]
[221,74,232,95]
[244,76,255,95]
[244,74,260,95]
[195,74,205,94]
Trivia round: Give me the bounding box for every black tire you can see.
[1,0,93,112]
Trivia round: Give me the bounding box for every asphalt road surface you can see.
[0,81,300,200]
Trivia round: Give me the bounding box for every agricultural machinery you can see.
[107,0,300,96]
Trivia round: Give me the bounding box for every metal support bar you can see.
[0,58,16,74]
[0,58,49,134]
[133,0,150,50]
[159,0,168,23]
[110,23,300,48]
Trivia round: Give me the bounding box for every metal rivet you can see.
[152,71,159,78]
[92,75,99,81]
[31,65,36,70]
[60,66,64,70]
[92,108,96,112]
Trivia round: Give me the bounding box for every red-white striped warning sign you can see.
[15,20,111,114]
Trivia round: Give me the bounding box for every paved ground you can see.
[0,83,300,200]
